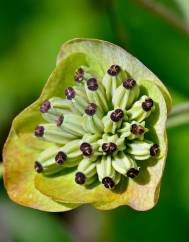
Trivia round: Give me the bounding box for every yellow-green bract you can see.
[3,39,172,212]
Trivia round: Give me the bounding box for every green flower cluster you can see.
[3,39,171,212]
[34,64,159,190]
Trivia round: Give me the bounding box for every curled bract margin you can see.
[3,38,172,212]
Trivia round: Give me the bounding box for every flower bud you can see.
[96,156,121,189]
[112,152,139,177]
[103,109,126,134]
[118,121,148,140]
[102,65,128,103]
[127,95,155,122]
[84,78,109,113]
[83,103,104,134]
[98,134,125,155]
[75,158,97,185]
[112,79,140,109]
[127,140,159,160]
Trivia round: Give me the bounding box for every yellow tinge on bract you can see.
[3,39,172,212]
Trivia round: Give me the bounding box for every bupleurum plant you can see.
[3,39,172,212]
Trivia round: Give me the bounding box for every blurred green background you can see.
[0,0,189,241]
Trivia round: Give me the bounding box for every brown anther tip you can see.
[74,67,84,82]
[142,98,154,112]
[110,109,124,122]
[130,123,144,135]
[102,142,117,153]
[87,78,98,91]
[150,144,159,156]
[65,87,76,100]
[127,168,139,178]
[55,151,67,165]
[123,79,136,89]
[107,65,121,76]
[40,100,51,113]
[34,126,44,137]
[102,177,115,189]
[34,161,43,173]
[56,115,64,126]
[75,172,86,185]
[85,103,97,116]
[80,143,93,157]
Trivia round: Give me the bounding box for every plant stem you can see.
[0,163,3,178]
[133,0,189,37]
[167,102,189,128]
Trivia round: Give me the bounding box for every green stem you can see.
[0,163,3,178]
[133,0,189,37]
[167,102,189,128]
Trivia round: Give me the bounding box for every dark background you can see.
[0,0,189,242]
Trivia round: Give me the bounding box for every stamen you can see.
[123,79,136,89]
[75,172,86,185]
[130,123,144,135]
[85,103,97,116]
[34,161,43,173]
[127,168,139,178]
[34,126,44,137]
[65,87,76,100]
[74,67,84,82]
[56,115,64,126]
[40,100,51,113]
[150,144,159,156]
[80,143,93,156]
[142,98,154,112]
[102,177,115,189]
[107,65,121,76]
[55,151,67,165]
[87,78,98,91]
[110,109,124,122]
[102,142,117,153]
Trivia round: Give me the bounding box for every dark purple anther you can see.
[56,115,64,126]
[123,79,136,89]
[80,143,93,157]
[150,144,159,156]
[110,109,124,122]
[74,67,84,82]
[40,100,51,113]
[85,103,97,116]
[34,161,43,173]
[142,98,154,112]
[102,142,117,153]
[107,65,121,76]
[130,123,144,135]
[87,78,98,91]
[55,151,67,165]
[127,168,139,178]
[65,87,76,100]
[75,172,86,185]
[102,177,115,189]
[34,126,44,137]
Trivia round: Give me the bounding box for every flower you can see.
[3,39,172,212]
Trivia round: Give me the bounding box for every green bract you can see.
[3,39,172,212]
